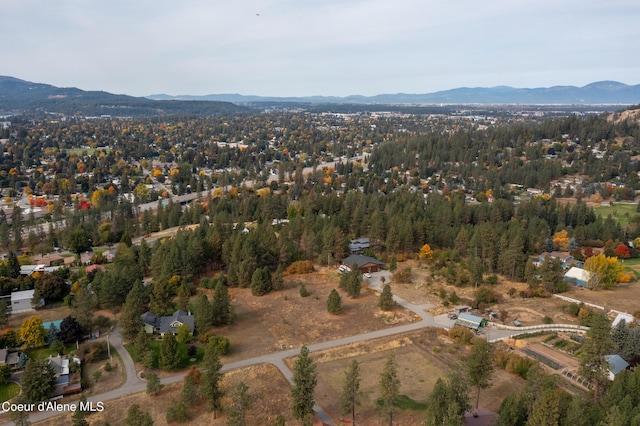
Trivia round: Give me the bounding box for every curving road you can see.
[5,270,516,426]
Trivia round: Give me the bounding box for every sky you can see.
[2,0,640,97]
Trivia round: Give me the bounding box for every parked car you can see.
[364,273,372,278]
[448,314,458,320]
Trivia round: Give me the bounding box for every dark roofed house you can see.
[349,237,370,254]
[342,254,383,274]
[141,310,195,336]
[0,349,19,369]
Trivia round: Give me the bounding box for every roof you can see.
[542,251,572,261]
[612,313,634,328]
[342,254,383,267]
[564,267,592,283]
[19,264,45,276]
[0,349,7,363]
[158,310,195,334]
[141,310,194,334]
[457,312,485,326]
[86,264,106,273]
[605,355,629,376]
[11,289,35,302]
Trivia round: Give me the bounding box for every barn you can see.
[563,267,592,288]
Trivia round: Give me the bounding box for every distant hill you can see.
[149,81,640,105]
[0,76,249,116]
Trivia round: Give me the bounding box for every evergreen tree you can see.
[379,353,400,426]
[72,286,98,334]
[134,328,150,363]
[182,372,199,407]
[578,312,614,403]
[201,340,224,419]
[20,359,57,403]
[193,292,214,333]
[340,360,361,426]
[120,280,149,341]
[146,372,162,396]
[378,284,395,311]
[125,404,154,426]
[526,389,561,426]
[226,381,250,426]
[291,345,317,425]
[250,267,272,296]
[159,333,181,370]
[212,282,234,325]
[466,340,494,410]
[327,289,342,315]
[166,398,188,423]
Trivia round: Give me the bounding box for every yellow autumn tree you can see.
[19,316,46,349]
[583,254,625,289]
[552,230,570,251]
[418,243,433,260]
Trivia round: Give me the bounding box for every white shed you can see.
[10,290,43,313]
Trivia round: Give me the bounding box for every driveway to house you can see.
[7,271,515,426]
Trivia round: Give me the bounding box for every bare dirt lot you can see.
[221,267,417,362]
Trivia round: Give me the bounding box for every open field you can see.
[221,267,418,362]
[594,202,637,226]
[0,382,19,403]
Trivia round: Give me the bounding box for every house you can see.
[605,355,629,381]
[48,355,82,397]
[80,251,95,265]
[455,313,488,332]
[538,252,582,269]
[32,254,65,267]
[141,310,195,336]
[348,237,370,254]
[86,264,105,274]
[564,267,592,288]
[19,264,46,276]
[0,349,19,369]
[10,290,43,313]
[341,254,384,274]
[454,305,472,315]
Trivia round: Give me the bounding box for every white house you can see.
[10,290,43,313]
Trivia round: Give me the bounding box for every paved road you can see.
[6,270,515,426]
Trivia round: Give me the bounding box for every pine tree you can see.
[146,372,162,396]
[193,292,214,333]
[379,353,400,426]
[291,345,317,424]
[201,341,224,419]
[212,282,233,326]
[125,404,153,426]
[159,333,181,370]
[340,360,361,425]
[250,267,272,296]
[378,284,395,311]
[579,312,614,403]
[181,369,200,407]
[226,381,250,426]
[466,340,494,410]
[20,359,57,403]
[327,289,342,315]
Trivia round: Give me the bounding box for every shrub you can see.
[208,334,231,355]
[78,341,108,363]
[507,287,517,297]
[564,302,581,317]
[299,284,309,297]
[448,326,474,345]
[393,267,412,283]
[543,316,554,324]
[286,260,315,274]
[93,315,112,329]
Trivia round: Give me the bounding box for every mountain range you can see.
[0,76,248,116]
[1,76,639,118]
[149,81,640,105]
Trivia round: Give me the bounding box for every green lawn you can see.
[594,203,638,226]
[25,343,75,360]
[124,339,205,370]
[0,382,20,402]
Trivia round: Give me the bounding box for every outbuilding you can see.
[563,267,592,288]
[10,290,43,314]
[455,312,488,332]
